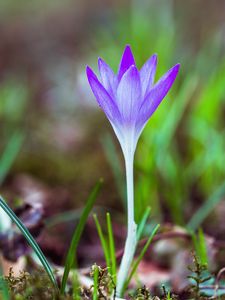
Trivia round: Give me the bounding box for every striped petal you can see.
[117,65,141,124]
[98,58,118,96]
[136,64,180,129]
[86,66,121,124]
[140,54,157,97]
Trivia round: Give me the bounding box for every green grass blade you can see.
[156,75,198,163]
[45,208,83,227]
[123,224,160,294]
[137,206,151,241]
[0,267,10,300]
[192,228,208,266]
[93,265,99,300]
[0,131,24,185]
[71,270,80,300]
[197,229,208,266]
[93,214,110,270]
[0,196,57,289]
[187,182,225,231]
[166,291,172,300]
[106,212,117,283]
[60,179,103,294]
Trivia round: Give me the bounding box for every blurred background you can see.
[0,0,225,280]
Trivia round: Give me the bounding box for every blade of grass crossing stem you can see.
[106,212,117,283]
[93,214,110,270]
[93,265,99,300]
[60,179,103,294]
[122,224,160,295]
[187,182,225,230]
[45,208,83,227]
[0,196,57,289]
[137,207,151,241]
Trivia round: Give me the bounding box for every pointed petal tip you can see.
[150,53,158,66]
[86,66,98,83]
[172,63,181,78]
[118,45,136,80]
[173,63,181,72]
[97,57,104,71]
[167,63,180,78]
[124,64,139,76]
[97,57,103,66]
[123,44,134,58]
[124,44,132,51]
[86,65,92,73]
[152,53,158,60]
[86,65,91,77]
[140,53,158,72]
[98,57,112,72]
[129,64,137,69]
[86,65,92,77]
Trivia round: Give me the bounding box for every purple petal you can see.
[136,64,180,128]
[118,45,136,81]
[117,65,141,124]
[140,54,157,97]
[86,66,121,123]
[98,58,118,96]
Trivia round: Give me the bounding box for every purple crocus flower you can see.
[86,45,180,156]
[86,45,180,296]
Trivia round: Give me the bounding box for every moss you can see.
[4,268,61,300]
[2,259,224,300]
[187,253,212,300]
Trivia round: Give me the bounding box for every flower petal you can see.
[98,58,118,96]
[136,64,180,128]
[118,45,136,81]
[140,54,157,97]
[86,66,121,123]
[117,65,141,124]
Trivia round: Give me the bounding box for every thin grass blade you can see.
[137,206,151,241]
[192,228,208,266]
[60,179,103,294]
[93,265,99,300]
[187,182,225,230]
[0,196,57,289]
[45,208,83,228]
[106,212,117,283]
[0,266,10,300]
[93,214,110,269]
[0,131,24,185]
[71,270,80,300]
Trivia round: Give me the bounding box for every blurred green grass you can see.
[0,0,224,234]
[95,0,225,230]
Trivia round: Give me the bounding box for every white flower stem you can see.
[116,149,137,296]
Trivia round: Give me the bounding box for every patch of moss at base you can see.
[5,268,60,300]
